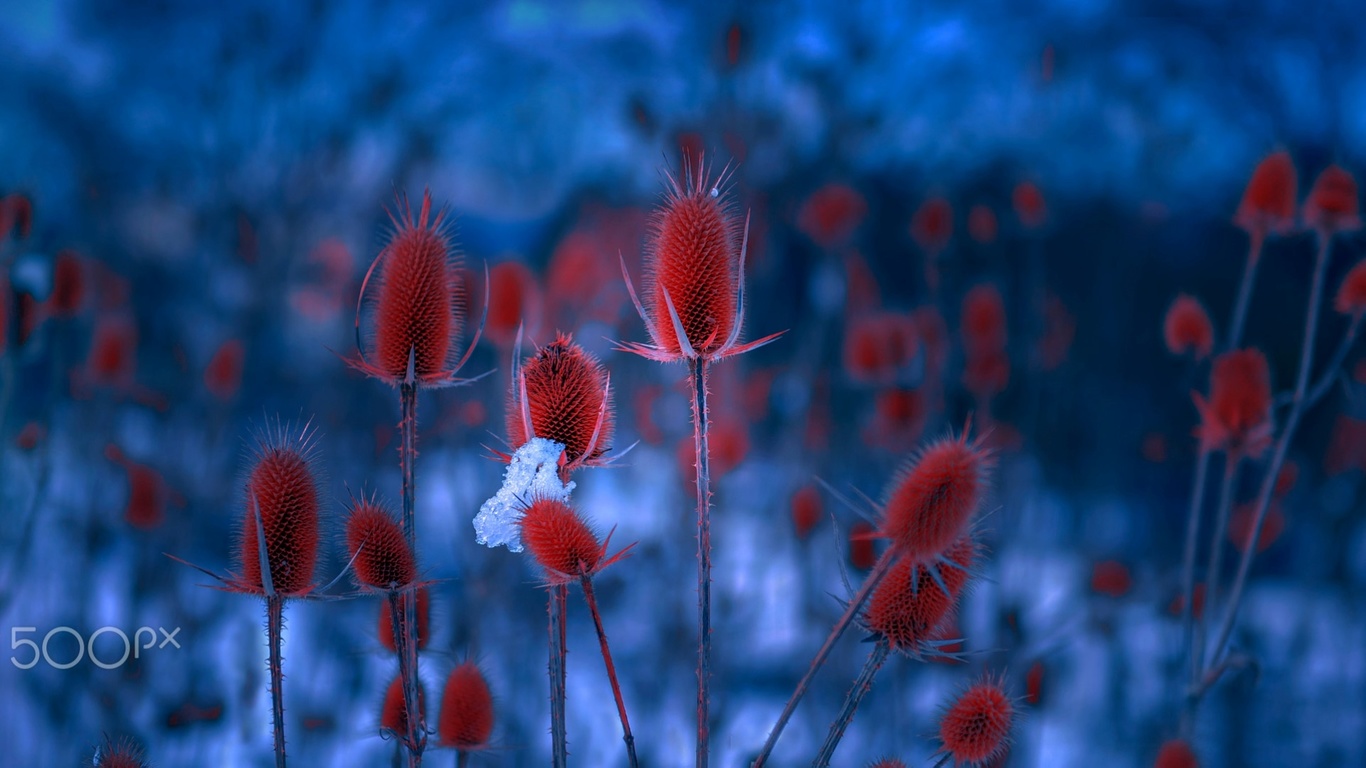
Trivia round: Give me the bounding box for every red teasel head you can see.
[936,675,1015,767]
[349,189,483,388]
[961,284,1007,357]
[1012,181,1047,229]
[843,311,918,385]
[864,534,979,655]
[1153,739,1200,768]
[1193,348,1272,458]
[88,735,149,768]
[438,661,495,750]
[1336,260,1366,317]
[797,182,867,248]
[1303,164,1360,235]
[345,495,416,590]
[1235,150,1298,237]
[517,497,632,584]
[1164,294,1214,359]
[620,152,783,362]
[232,420,323,597]
[380,674,426,739]
[881,426,994,564]
[506,332,613,475]
[911,196,954,254]
[484,260,541,348]
[869,760,908,768]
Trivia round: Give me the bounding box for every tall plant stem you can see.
[812,638,891,767]
[1202,231,1333,687]
[688,356,713,768]
[266,595,287,768]
[1192,456,1239,684]
[549,585,568,768]
[456,752,469,768]
[752,548,896,767]
[1228,230,1265,350]
[397,381,426,764]
[1178,445,1211,694]
[581,575,639,767]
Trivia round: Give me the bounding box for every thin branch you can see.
[812,638,891,767]
[581,575,639,768]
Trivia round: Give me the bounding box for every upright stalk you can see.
[397,380,426,764]
[812,638,892,767]
[549,585,568,768]
[1178,446,1211,692]
[752,548,896,767]
[1192,457,1238,683]
[1203,231,1332,681]
[266,595,287,768]
[688,357,713,768]
[581,575,639,767]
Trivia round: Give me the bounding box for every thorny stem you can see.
[388,592,425,764]
[1177,446,1211,698]
[689,357,713,768]
[812,638,891,767]
[581,575,639,768]
[1192,455,1239,683]
[397,381,427,764]
[266,595,287,768]
[1201,231,1335,692]
[752,548,896,767]
[549,585,568,768]
[1227,230,1265,351]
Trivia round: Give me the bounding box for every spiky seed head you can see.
[508,332,612,469]
[937,676,1014,767]
[380,675,426,737]
[882,431,992,563]
[89,735,149,768]
[438,662,495,750]
[1236,150,1297,235]
[518,498,601,580]
[1164,295,1214,359]
[869,760,908,768]
[1303,164,1360,234]
[379,587,431,652]
[1194,348,1272,457]
[644,152,741,357]
[485,261,540,347]
[368,189,464,385]
[346,497,415,589]
[235,422,322,596]
[844,312,918,385]
[797,183,866,248]
[1154,739,1200,768]
[1335,259,1366,316]
[865,534,978,651]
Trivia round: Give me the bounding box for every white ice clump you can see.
[474,437,574,552]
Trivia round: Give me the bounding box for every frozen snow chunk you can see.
[474,437,575,552]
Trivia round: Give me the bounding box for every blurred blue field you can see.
[2,1,1366,766]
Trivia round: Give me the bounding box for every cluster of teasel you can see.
[1158,152,1364,764]
[155,157,1021,768]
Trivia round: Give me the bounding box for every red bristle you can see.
[1235,151,1297,235]
[869,760,907,768]
[346,498,415,589]
[911,196,953,254]
[204,338,245,402]
[1090,560,1132,598]
[508,333,612,469]
[1335,259,1366,316]
[644,153,741,357]
[865,535,977,652]
[849,521,877,570]
[1012,181,1047,229]
[380,674,426,737]
[90,735,149,768]
[1194,348,1272,457]
[438,662,495,750]
[1164,295,1214,359]
[1303,164,1360,234]
[797,183,866,248]
[519,498,602,579]
[379,587,431,652]
[1154,738,1200,768]
[790,484,823,541]
[968,205,998,244]
[882,431,992,563]
[236,425,322,596]
[370,190,464,384]
[49,249,86,318]
[485,261,541,348]
[937,677,1014,767]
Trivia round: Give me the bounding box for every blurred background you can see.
[2,1,1365,766]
